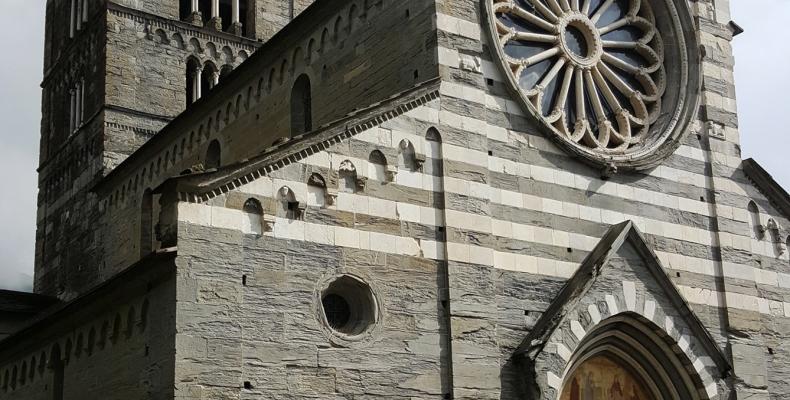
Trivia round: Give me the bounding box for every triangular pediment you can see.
[515,221,731,378]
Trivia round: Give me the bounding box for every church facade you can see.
[1,0,789,399]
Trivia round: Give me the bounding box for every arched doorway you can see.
[558,314,708,400]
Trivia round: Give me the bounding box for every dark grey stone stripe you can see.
[488,176,716,231]
[720,247,790,275]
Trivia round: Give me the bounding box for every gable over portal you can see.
[515,221,731,400]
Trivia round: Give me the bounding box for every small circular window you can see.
[319,275,379,338]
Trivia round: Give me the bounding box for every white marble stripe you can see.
[326,138,773,256]
[240,165,786,278]
[180,202,446,261]
[286,151,778,258]
[437,55,748,178]
[488,248,790,317]
[181,202,790,317]
[351,123,718,219]
[436,13,482,40]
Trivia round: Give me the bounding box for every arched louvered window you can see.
[290,74,312,136]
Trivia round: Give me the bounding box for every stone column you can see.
[69,0,76,38]
[186,0,203,26]
[75,0,82,31]
[211,71,220,88]
[229,0,243,35]
[82,0,89,22]
[75,83,82,128]
[80,79,85,124]
[208,0,222,31]
[193,66,203,102]
[69,89,76,133]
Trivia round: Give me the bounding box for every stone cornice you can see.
[106,2,261,51]
[157,78,441,202]
[743,158,790,222]
[42,2,262,86]
[36,105,170,173]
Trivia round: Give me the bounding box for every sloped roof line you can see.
[743,158,790,222]
[157,78,441,201]
[0,250,177,356]
[513,220,731,375]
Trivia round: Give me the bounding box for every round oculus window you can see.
[319,275,379,338]
[485,0,700,170]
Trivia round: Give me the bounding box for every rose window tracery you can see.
[486,0,699,170]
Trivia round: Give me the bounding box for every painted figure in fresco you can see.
[560,356,654,400]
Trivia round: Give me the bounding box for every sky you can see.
[0,1,787,292]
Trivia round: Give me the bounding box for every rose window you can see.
[486,0,700,170]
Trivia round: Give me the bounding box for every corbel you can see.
[263,215,276,233]
[325,188,338,206]
[356,176,368,191]
[414,152,427,171]
[385,165,398,182]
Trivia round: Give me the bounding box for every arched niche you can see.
[747,201,763,239]
[205,140,221,169]
[368,150,389,182]
[307,173,330,207]
[290,74,312,136]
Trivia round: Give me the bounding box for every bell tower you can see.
[34,0,316,299]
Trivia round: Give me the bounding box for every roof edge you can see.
[0,249,177,355]
[743,158,790,221]
[155,77,442,200]
[94,0,362,196]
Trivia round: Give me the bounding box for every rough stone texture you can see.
[0,256,176,400]
[5,0,790,398]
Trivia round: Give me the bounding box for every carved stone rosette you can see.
[484,0,701,171]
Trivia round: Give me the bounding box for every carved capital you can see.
[356,177,368,191]
[263,215,276,233]
[325,188,338,206]
[385,165,398,182]
[185,11,203,27]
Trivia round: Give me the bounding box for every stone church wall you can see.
[0,267,176,400]
[252,0,315,41]
[162,0,790,396]
[111,0,181,20]
[23,0,790,397]
[104,4,259,167]
[36,0,109,298]
[430,0,790,397]
[172,111,453,398]
[94,0,439,285]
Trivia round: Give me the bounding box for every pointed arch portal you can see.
[558,314,704,400]
[514,221,730,400]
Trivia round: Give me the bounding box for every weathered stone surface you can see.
[5,0,790,399]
